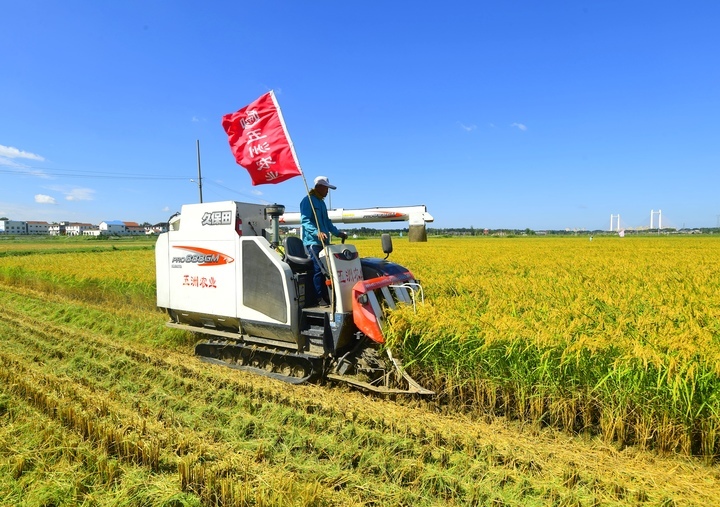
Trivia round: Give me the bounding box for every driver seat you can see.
[283,236,313,273]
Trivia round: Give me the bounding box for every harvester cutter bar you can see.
[326,370,434,395]
[326,373,430,394]
[386,348,434,395]
[327,345,434,396]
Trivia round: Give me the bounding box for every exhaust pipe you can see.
[265,204,285,248]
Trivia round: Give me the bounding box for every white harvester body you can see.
[154,200,432,394]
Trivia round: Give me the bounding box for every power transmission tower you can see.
[610,214,620,232]
[650,209,662,231]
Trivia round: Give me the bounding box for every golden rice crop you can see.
[383,235,720,457]
[0,249,156,309]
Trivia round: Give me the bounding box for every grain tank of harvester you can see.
[155,200,433,395]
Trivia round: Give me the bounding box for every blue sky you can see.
[1,1,718,230]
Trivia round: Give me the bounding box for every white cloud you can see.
[43,185,96,201]
[511,123,528,131]
[459,122,477,132]
[35,194,57,204]
[65,188,95,201]
[0,144,45,161]
[162,206,170,212]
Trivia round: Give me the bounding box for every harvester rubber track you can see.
[194,339,318,385]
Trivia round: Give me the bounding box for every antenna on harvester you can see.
[196,140,203,203]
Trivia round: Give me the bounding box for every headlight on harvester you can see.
[357,293,369,305]
[334,249,358,261]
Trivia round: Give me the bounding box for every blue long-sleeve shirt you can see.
[300,190,341,247]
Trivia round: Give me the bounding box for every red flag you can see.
[222,91,302,185]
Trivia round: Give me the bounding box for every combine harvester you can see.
[155,200,434,395]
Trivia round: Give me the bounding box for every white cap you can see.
[314,176,336,189]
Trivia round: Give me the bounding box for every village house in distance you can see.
[0,218,168,236]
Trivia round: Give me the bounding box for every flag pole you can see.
[270,90,334,309]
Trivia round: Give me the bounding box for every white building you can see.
[65,223,94,236]
[26,221,50,235]
[99,220,126,235]
[0,219,27,234]
[145,222,168,235]
[98,220,144,235]
[1,218,155,236]
[48,222,68,236]
[124,221,144,235]
[83,227,102,237]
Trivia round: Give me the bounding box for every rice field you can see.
[382,236,720,457]
[1,234,720,506]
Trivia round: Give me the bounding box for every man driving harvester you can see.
[300,176,348,307]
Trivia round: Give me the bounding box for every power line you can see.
[0,166,189,181]
[202,180,271,204]
[3,163,273,204]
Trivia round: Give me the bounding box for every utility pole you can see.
[196,140,203,203]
